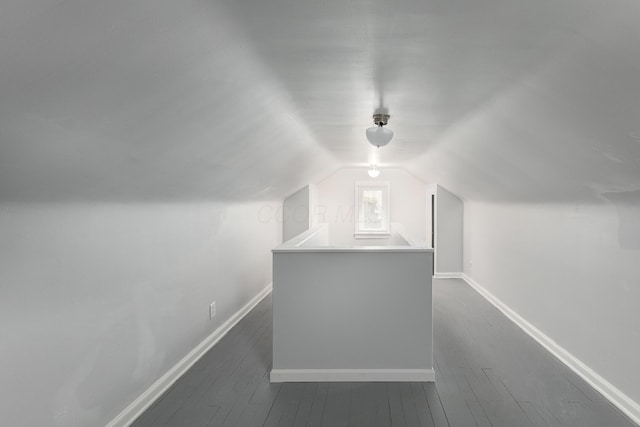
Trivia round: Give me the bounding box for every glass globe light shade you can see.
[366,126,394,147]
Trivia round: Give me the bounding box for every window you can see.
[354,181,390,238]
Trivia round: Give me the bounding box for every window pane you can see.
[355,182,390,237]
[360,190,384,230]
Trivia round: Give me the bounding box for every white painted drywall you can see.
[6,0,637,205]
[0,202,280,427]
[278,223,330,249]
[435,185,464,274]
[463,200,640,408]
[282,185,314,242]
[314,167,427,246]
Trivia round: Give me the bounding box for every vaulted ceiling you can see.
[1,0,640,203]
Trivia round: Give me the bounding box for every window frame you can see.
[354,181,391,238]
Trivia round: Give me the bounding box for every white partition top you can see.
[274,223,434,253]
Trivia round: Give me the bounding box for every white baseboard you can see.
[270,369,435,383]
[461,274,640,426]
[106,284,273,427]
[433,272,463,279]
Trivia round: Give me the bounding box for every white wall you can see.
[435,185,464,274]
[272,249,433,380]
[282,185,314,242]
[0,202,280,427]
[464,200,640,411]
[315,168,427,246]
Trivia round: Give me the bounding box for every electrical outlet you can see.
[209,301,216,319]
[469,260,473,270]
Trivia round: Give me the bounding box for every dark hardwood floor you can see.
[131,279,637,426]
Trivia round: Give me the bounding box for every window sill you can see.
[354,233,391,239]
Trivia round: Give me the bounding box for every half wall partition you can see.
[271,224,434,382]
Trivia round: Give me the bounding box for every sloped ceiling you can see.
[1,0,639,202]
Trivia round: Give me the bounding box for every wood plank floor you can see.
[131,279,637,427]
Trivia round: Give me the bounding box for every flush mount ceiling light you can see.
[366,113,393,148]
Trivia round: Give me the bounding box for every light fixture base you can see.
[372,113,390,126]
